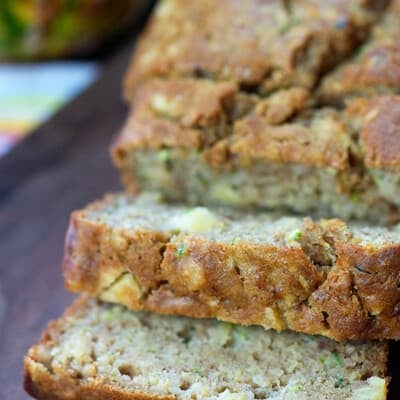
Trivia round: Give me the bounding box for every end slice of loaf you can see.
[63,193,400,341]
[24,297,389,400]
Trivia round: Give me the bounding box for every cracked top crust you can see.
[114,0,400,172]
[115,78,398,171]
[319,0,400,102]
[230,109,350,169]
[113,78,244,152]
[132,78,238,128]
[124,0,386,97]
[348,96,400,168]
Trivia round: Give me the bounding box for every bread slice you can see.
[24,297,389,400]
[63,193,400,341]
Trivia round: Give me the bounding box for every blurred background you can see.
[0,0,151,157]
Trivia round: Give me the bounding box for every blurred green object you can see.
[0,0,148,60]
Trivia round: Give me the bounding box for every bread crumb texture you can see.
[25,298,388,400]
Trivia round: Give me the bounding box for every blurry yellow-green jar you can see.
[0,0,148,60]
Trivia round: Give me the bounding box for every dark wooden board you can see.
[0,42,131,399]
[0,24,398,400]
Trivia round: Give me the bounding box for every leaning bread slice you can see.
[24,297,389,400]
[63,193,400,341]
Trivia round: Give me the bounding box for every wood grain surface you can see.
[0,18,398,400]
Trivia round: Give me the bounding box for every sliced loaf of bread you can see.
[24,297,389,400]
[111,0,400,223]
[63,193,400,341]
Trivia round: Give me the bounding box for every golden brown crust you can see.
[131,78,238,129]
[318,0,400,101]
[278,238,400,339]
[113,76,400,175]
[25,356,158,400]
[113,78,350,170]
[113,115,202,152]
[64,207,170,295]
[319,45,400,101]
[159,237,324,328]
[254,87,310,125]
[124,0,383,96]
[348,96,400,168]
[62,198,400,341]
[123,0,284,92]
[231,112,349,169]
[111,78,243,169]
